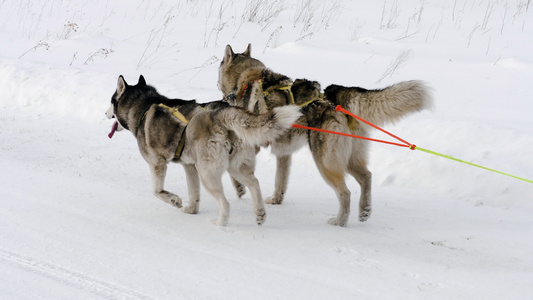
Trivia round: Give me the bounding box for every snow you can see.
[1,0,532,299]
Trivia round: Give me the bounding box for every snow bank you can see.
[1,0,532,299]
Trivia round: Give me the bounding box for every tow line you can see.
[292,105,532,184]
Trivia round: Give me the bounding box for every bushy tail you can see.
[218,106,302,146]
[324,80,433,126]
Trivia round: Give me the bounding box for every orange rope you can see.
[334,105,416,149]
[291,124,411,148]
[291,104,417,149]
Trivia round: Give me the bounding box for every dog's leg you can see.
[265,154,291,205]
[328,181,351,227]
[229,165,266,226]
[199,170,230,226]
[230,177,246,198]
[348,156,372,222]
[182,164,200,214]
[315,162,351,227]
[149,161,182,208]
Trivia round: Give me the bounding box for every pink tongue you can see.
[108,121,118,139]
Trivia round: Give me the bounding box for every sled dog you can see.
[218,44,432,226]
[106,75,301,226]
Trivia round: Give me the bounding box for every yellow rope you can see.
[414,146,533,184]
[334,105,533,185]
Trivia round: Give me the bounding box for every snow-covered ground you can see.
[1,0,532,299]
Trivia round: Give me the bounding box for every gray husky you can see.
[219,44,433,226]
[106,75,301,226]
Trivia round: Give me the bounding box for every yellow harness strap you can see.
[296,93,325,108]
[277,85,295,105]
[158,103,189,160]
[158,103,189,124]
[260,80,295,105]
[297,99,316,107]
[174,129,187,160]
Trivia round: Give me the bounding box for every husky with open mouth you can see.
[106,75,301,226]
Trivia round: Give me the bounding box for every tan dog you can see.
[218,44,432,226]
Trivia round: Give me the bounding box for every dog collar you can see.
[226,92,236,102]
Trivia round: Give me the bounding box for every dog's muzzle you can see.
[106,105,115,119]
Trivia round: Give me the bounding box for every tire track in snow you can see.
[0,248,152,300]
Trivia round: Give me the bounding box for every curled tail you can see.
[217,106,302,146]
[324,80,433,126]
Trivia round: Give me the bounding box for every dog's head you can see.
[323,84,366,108]
[292,79,322,105]
[106,75,146,138]
[218,44,265,97]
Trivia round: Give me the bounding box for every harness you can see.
[259,80,295,105]
[138,103,189,160]
[298,95,324,108]
[158,104,188,160]
[158,103,189,124]
[233,79,321,110]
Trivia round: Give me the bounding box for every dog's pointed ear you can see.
[138,75,146,86]
[117,75,127,96]
[243,43,252,57]
[224,44,235,63]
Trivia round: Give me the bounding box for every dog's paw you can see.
[156,191,183,208]
[231,179,246,198]
[256,211,266,226]
[328,217,348,227]
[235,184,246,198]
[359,206,372,222]
[181,205,198,214]
[265,195,283,205]
[170,196,183,208]
[212,217,229,227]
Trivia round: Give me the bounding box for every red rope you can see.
[334,105,416,149]
[239,79,262,100]
[240,84,249,99]
[291,124,411,148]
[292,105,417,150]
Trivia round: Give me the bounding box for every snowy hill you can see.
[1,0,532,299]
